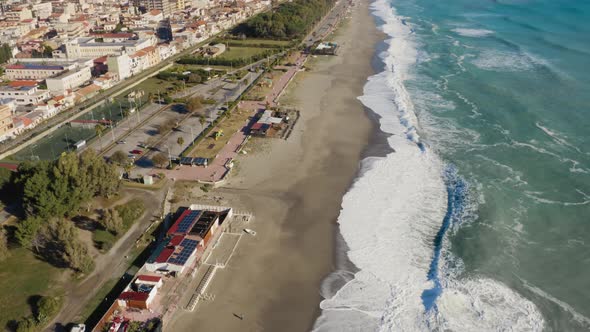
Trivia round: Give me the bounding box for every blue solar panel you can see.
[168,238,199,265]
[176,210,201,233]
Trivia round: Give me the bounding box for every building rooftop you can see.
[119,291,149,302]
[136,275,162,283]
[8,80,38,87]
[6,63,64,71]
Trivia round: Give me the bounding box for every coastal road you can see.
[304,0,351,47]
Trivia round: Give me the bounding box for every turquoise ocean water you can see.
[401,0,590,330]
[314,0,590,330]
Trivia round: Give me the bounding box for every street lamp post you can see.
[166,145,172,168]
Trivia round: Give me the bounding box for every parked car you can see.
[130,149,143,155]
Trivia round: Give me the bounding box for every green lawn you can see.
[93,199,146,252]
[0,248,65,329]
[131,77,177,97]
[217,46,273,61]
[78,278,117,322]
[222,38,292,47]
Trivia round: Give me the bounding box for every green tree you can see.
[151,153,168,168]
[110,150,129,165]
[14,217,43,248]
[177,136,184,147]
[186,97,203,115]
[16,317,37,332]
[42,44,53,58]
[100,208,123,234]
[199,115,206,127]
[50,219,94,273]
[95,124,105,150]
[187,73,202,83]
[0,229,9,261]
[35,296,61,324]
[0,43,12,64]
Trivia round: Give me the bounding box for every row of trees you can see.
[231,0,336,40]
[177,48,278,67]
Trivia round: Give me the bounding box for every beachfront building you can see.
[145,207,231,276]
[117,275,163,310]
[45,66,92,94]
[93,205,233,331]
[312,42,339,55]
[249,110,286,137]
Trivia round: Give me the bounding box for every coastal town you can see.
[0,0,355,330]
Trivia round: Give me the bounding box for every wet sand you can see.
[166,1,383,331]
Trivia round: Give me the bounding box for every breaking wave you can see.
[313,0,545,330]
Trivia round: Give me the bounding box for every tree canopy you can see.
[232,0,335,40]
[13,150,120,220]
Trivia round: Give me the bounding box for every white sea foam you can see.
[452,28,494,37]
[471,49,536,71]
[313,0,545,330]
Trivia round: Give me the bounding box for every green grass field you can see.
[217,46,273,61]
[0,248,64,329]
[222,38,292,47]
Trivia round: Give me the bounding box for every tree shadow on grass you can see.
[33,240,69,270]
[71,215,98,232]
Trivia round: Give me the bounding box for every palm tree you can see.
[95,124,105,150]
[177,136,184,147]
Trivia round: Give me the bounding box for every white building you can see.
[158,43,176,60]
[65,37,154,59]
[5,7,32,21]
[0,85,50,106]
[46,66,92,94]
[31,2,52,19]
[107,52,131,81]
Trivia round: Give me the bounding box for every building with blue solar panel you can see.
[145,206,232,276]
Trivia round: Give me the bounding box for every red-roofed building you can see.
[136,275,162,284]
[8,81,39,88]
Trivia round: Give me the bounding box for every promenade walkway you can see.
[154,53,307,183]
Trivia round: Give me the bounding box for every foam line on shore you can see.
[313,0,546,330]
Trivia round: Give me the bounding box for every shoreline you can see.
[165,1,385,331]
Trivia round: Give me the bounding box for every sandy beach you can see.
[166,1,384,331]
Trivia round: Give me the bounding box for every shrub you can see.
[115,199,145,228]
[35,296,62,324]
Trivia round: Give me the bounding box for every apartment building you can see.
[5,7,33,22]
[65,37,153,59]
[133,0,173,17]
[107,52,131,81]
[31,2,52,19]
[4,63,67,80]
[46,66,92,94]
[0,103,14,141]
[0,85,50,106]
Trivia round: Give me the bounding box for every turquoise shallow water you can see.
[393,0,590,329]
